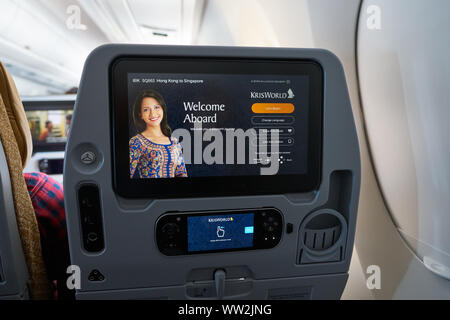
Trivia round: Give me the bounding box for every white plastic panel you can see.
[23,151,65,185]
[358,0,450,276]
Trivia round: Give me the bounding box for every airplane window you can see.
[357,1,450,276]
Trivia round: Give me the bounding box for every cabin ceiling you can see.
[0,0,205,96]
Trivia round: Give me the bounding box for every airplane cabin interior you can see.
[0,0,449,305]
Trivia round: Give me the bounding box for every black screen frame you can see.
[110,56,323,199]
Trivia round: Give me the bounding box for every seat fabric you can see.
[0,62,51,299]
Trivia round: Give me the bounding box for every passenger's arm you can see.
[23,172,73,300]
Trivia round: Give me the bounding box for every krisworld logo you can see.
[250,88,295,99]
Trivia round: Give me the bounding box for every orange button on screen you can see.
[251,103,295,114]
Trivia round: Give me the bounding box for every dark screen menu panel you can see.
[156,208,283,256]
[187,213,254,252]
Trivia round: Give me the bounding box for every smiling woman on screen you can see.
[129,89,187,178]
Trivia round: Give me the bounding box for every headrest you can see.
[0,62,33,169]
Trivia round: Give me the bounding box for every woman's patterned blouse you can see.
[129,134,188,178]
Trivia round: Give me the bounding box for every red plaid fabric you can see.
[23,172,73,299]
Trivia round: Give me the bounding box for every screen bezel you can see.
[110,56,323,198]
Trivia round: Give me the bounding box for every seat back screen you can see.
[111,58,323,198]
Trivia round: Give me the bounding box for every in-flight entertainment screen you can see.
[25,108,73,152]
[111,58,323,198]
